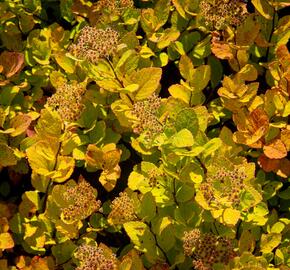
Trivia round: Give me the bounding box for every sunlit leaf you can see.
[263,138,287,159]
[131,67,162,100]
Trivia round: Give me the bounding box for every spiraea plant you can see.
[74,243,118,270]
[183,229,237,270]
[131,93,164,140]
[199,0,248,30]
[69,26,119,64]
[46,80,86,122]
[0,0,289,269]
[108,191,137,225]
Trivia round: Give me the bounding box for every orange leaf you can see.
[211,40,234,60]
[0,51,25,78]
[263,138,287,159]
[258,154,280,172]
[281,128,290,151]
[249,108,269,135]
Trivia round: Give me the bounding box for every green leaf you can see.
[208,55,223,88]
[139,192,156,222]
[0,143,17,167]
[180,162,204,184]
[153,216,175,252]
[131,67,162,100]
[51,240,77,265]
[175,182,195,202]
[123,221,157,261]
[171,129,194,148]
[192,35,211,59]
[190,65,211,91]
[179,55,194,81]
[0,85,20,106]
[252,0,273,20]
[175,108,199,136]
[202,138,222,158]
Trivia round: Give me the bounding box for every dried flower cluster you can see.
[199,167,246,207]
[108,192,136,224]
[183,229,236,270]
[147,168,163,188]
[47,81,85,122]
[75,244,118,270]
[199,0,248,30]
[62,179,101,222]
[96,0,134,10]
[132,93,163,138]
[69,26,119,64]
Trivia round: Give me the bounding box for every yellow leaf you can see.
[252,0,273,20]
[179,55,194,81]
[222,208,241,225]
[168,84,191,104]
[131,67,162,100]
[0,232,14,249]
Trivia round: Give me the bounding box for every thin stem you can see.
[146,221,171,264]
[105,58,134,104]
[265,5,276,62]
[41,142,62,213]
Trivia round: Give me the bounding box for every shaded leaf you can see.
[252,0,273,20]
[0,143,17,167]
[0,51,25,78]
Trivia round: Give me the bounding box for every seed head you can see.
[69,26,119,64]
[47,81,85,122]
[200,167,246,208]
[62,178,101,222]
[183,229,236,269]
[96,0,134,10]
[75,244,118,270]
[199,0,248,30]
[108,192,136,224]
[131,93,163,139]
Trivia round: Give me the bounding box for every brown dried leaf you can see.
[263,138,287,159]
[0,51,25,78]
[276,158,290,178]
[258,154,280,172]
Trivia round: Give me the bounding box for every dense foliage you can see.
[0,0,289,269]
